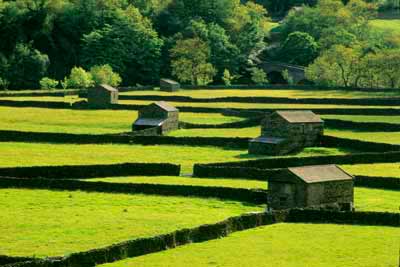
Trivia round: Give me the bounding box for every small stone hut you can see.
[160,79,180,92]
[87,84,118,108]
[249,110,324,155]
[132,101,179,135]
[267,165,354,211]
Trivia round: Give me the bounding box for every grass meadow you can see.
[0,188,262,257]
[101,223,399,267]
[0,142,354,173]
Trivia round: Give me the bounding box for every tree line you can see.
[0,0,399,89]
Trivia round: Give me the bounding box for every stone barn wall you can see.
[306,180,354,209]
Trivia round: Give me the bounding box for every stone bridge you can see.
[259,61,306,84]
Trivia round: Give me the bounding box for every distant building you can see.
[87,84,118,108]
[249,110,324,155]
[132,101,179,135]
[160,79,180,92]
[267,165,354,211]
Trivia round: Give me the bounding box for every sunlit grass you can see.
[322,115,400,124]
[325,129,400,144]
[342,163,400,177]
[0,107,241,134]
[0,189,262,257]
[120,89,400,99]
[101,223,399,267]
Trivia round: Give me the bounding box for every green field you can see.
[88,176,267,189]
[101,223,399,267]
[86,177,400,212]
[371,19,400,36]
[120,89,400,99]
[120,99,398,110]
[0,142,354,173]
[325,129,400,144]
[322,115,400,124]
[0,189,262,257]
[0,107,242,134]
[342,163,400,177]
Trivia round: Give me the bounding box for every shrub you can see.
[250,67,268,85]
[90,64,122,87]
[39,77,59,90]
[66,67,94,89]
[0,77,9,91]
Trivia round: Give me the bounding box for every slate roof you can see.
[250,136,286,144]
[98,84,118,92]
[134,118,165,126]
[161,79,179,85]
[288,165,353,184]
[154,101,178,112]
[276,111,323,123]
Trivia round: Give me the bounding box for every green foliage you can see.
[0,76,9,90]
[80,6,163,85]
[250,67,268,85]
[170,38,216,85]
[39,77,58,90]
[279,31,319,66]
[90,64,122,87]
[306,45,400,88]
[66,66,94,89]
[222,69,234,86]
[6,43,49,89]
[282,69,294,85]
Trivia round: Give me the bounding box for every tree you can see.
[66,66,94,89]
[90,64,122,87]
[7,43,49,89]
[279,31,319,66]
[80,6,163,85]
[305,45,365,87]
[40,77,58,89]
[250,67,268,85]
[170,38,216,85]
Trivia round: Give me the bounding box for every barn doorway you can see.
[267,71,288,84]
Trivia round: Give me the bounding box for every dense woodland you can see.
[0,0,399,89]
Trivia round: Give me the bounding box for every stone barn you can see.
[160,79,180,92]
[132,101,179,135]
[249,110,324,155]
[87,84,118,108]
[267,165,354,211]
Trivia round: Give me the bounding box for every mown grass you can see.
[371,19,400,37]
[101,223,399,267]
[87,176,267,189]
[325,129,400,144]
[0,107,241,134]
[342,163,400,178]
[87,177,399,213]
[322,114,400,124]
[0,142,254,173]
[120,99,399,110]
[0,189,262,257]
[120,89,400,99]
[0,143,353,174]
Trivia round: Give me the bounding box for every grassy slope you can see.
[370,19,400,36]
[325,129,400,144]
[322,115,400,124]
[120,99,398,110]
[101,223,399,267]
[0,143,354,173]
[0,189,262,257]
[0,107,243,134]
[342,163,400,177]
[88,176,267,189]
[87,177,400,213]
[120,89,400,99]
